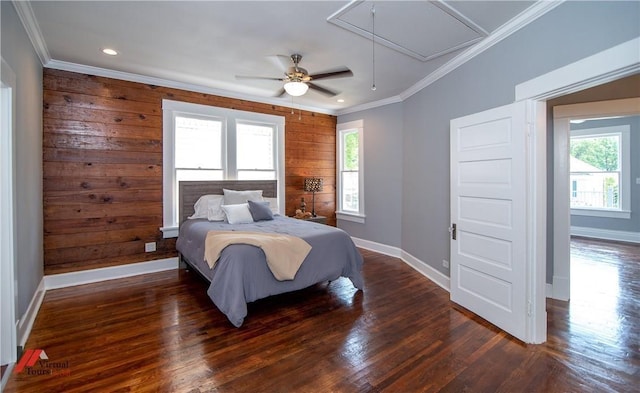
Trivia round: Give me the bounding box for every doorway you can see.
[551,96,639,300]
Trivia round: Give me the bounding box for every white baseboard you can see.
[351,237,402,258]
[351,237,450,292]
[17,278,45,348]
[571,226,640,244]
[16,257,179,348]
[44,257,178,290]
[401,250,450,292]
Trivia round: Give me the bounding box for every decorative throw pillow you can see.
[248,200,274,222]
[221,203,254,224]
[223,189,264,205]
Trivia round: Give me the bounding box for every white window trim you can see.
[336,119,365,223]
[569,125,631,219]
[161,100,285,237]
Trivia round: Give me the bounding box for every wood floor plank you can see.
[5,240,639,392]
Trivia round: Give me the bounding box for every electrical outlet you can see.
[145,242,156,252]
[442,259,450,269]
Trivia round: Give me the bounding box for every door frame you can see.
[1,57,17,369]
[515,37,639,314]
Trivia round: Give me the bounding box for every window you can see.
[236,122,275,180]
[161,100,285,237]
[175,116,224,181]
[337,120,364,223]
[569,124,630,219]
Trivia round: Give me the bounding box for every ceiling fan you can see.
[236,54,353,97]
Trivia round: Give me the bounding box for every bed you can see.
[175,180,364,327]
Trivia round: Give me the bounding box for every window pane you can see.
[343,131,359,171]
[237,170,275,180]
[570,172,619,209]
[342,171,359,212]
[570,133,621,210]
[237,123,274,170]
[176,169,223,181]
[570,135,619,171]
[175,116,222,169]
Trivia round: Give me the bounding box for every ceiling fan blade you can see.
[309,68,353,81]
[307,82,338,97]
[267,55,292,72]
[235,75,284,81]
[274,87,286,97]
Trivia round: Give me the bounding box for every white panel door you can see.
[450,103,528,342]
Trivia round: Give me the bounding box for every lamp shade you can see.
[304,177,323,193]
[284,81,309,97]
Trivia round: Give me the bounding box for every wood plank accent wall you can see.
[43,69,337,275]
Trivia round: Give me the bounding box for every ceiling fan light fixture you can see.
[284,81,308,96]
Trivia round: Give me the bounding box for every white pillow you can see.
[264,197,280,215]
[189,194,224,220]
[221,203,254,224]
[223,189,263,205]
[206,195,226,221]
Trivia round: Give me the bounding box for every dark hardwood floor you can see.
[5,239,638,392]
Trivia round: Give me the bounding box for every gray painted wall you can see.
[1,2,44,320]
[570,115,640,232]
[338,1,640,280]
[338,103,403,248]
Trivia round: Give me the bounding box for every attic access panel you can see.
[327,0,488,62]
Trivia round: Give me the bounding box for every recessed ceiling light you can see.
[102,48,118,56]
[337,99,345,103]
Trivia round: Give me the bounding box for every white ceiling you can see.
[21,0,543,114]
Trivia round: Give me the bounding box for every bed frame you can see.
[178,180,277,224]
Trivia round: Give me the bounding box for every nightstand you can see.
[294,215,327,225]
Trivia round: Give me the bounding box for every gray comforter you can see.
[176,216,364,327]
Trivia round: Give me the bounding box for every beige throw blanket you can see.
[204,231,312,281]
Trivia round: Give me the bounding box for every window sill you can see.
[571,208,631,219]
[336,211,365,224]
[160,226,179,238]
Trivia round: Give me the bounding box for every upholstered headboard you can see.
[179,180,277,223]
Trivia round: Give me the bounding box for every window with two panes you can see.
[337,119,364,221]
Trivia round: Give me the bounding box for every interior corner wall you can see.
[1,2,45,320]
[402,1,639,278]
[402,0,639,278]
[339,1,640,279]
[337,103,403,248]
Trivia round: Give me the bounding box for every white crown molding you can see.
[336,95,403,116]
[336,0,564,116]
[11,0,51,65]
[15,0,561,117]
[399,0,564,101]
[45,60,335,115]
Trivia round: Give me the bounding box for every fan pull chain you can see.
[371,5,376,91]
